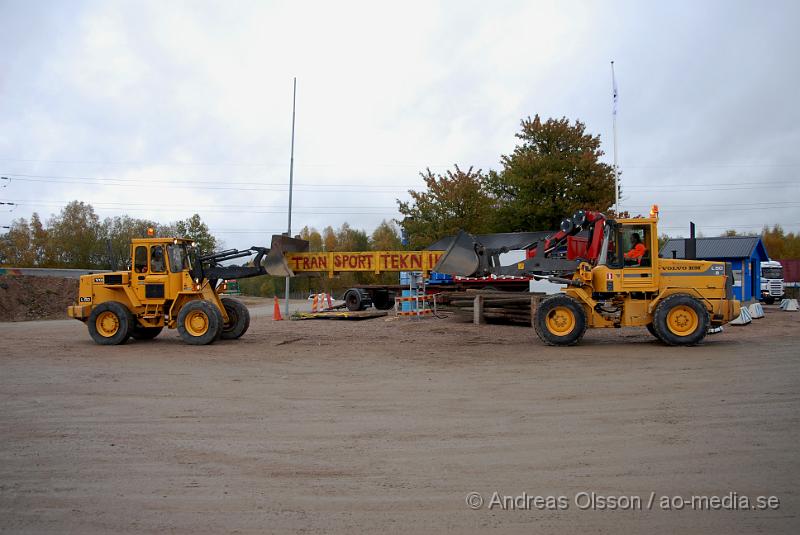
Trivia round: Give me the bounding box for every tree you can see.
[29,213,49,266]
[299,225,323,252]
[397,165,493,249]
[0,217,34,266]
[486,115,616,232]
[336,222,369,251]
[370,220,402,251]
[103,215,161,269]
[322,226,337,252]
[46,201,103,268]
[174,214,218,256]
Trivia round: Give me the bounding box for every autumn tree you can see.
[486,115,616,232]
[0,217,34,265]
[370,220,402,250]
[322,226,337,252]
[397,165,493,249]
[299,225,323,252]
[761,224,800,259]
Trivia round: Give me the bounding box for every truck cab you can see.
[760,260,785,304]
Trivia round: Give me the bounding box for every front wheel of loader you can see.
[534,295,587,346]
[87,301,133,345]
[652,294,709,346]
[177,300,222,345]
[220,297,250,340]
[646,323,663,342]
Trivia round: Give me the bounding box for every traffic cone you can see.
[312,293,319,312]
[273,296,283,321]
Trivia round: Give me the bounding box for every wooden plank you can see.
[293,310,388,321]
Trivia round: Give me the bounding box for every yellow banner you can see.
[285,250,444,275]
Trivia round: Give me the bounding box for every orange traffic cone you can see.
[273,296,283,321]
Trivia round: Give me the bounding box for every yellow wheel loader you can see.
[67,234,307,345]
[433,207,741,346]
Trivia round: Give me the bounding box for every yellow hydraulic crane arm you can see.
[283,250,444,277]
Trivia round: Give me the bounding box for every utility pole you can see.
[284,77,296,318]
[611,61,620,215]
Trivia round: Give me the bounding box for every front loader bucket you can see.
[432,230,482,277]
[264,235,309,277]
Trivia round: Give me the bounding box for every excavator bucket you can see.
[432,230,482,277]
[264,235,309,277]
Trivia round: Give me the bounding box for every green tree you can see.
[397,165,493,249]
[336,222,369,251]
[103,215,161,269]
[29,213,49,266]
[174,213,218,256]
[46,201,104,268]
[486,115,616,232]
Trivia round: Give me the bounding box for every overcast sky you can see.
[1,0,798,249]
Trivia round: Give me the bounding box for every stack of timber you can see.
[440,289,546,325]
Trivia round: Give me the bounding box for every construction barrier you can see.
[311,293,333,312]
[780,298,798,311]
[708,326,724,334]
[730,307,752,325]
[393,294,438,318]
[748,302,765,319]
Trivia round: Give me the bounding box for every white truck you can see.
[760,260,785,304]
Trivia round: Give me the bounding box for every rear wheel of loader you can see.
[653,294,709,346]
[177,300,222,345]
[534,295,587,346]
[220,297,250,340]
[87,301,133,345]
[131,325,163,340]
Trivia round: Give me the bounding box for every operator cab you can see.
[596,218,658,292]
[130,238,194,303]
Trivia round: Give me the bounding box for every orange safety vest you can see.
[625,243,646,261]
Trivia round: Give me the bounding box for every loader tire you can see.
[646,323,663,342]
[131,326,163,340]
[534,294,587,346]
[177,300,221,345]
[220,297,250,340]
[652,294,709,346]
[87,301,133,345]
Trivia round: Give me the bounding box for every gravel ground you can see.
[0,302,798,534]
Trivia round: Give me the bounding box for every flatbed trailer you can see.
[342,276,533,311]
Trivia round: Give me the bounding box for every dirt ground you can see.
[0,301,798,534]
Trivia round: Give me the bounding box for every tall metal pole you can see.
[284,77,296,318]
[611,61,619,215]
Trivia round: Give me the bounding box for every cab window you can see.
[150,245,166,273]
[134,246,148,273]
[620,226,651,267]
[167,243,190,273]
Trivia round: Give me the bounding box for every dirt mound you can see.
[0,275,79,321]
